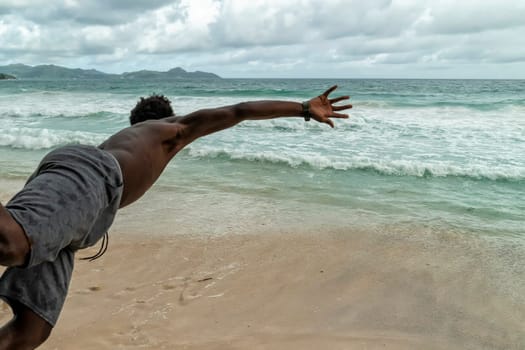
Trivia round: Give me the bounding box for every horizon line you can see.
[2,63,525,81]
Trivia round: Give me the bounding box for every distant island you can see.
[0,64,221,80]
[0,73,16,80]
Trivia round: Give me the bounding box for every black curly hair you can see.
[129,94,174,125]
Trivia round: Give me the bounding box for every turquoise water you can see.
[0,78,524,238]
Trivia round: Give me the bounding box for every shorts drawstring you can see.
[80,231,109,261]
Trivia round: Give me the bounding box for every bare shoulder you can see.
[137,120,191,151]
[134,119,186,136]
[101,120,187,152]
[164,115,183,123]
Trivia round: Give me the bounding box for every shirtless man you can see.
[0,86,351,349]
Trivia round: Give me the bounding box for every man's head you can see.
[130,94,174,125]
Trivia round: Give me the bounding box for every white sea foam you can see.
[185,145,525,181]
[0,127,105,149]
[0,92,134,119]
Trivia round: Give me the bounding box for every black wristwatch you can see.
[302,101,311,121]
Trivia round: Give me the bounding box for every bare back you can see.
[99,120,185,207]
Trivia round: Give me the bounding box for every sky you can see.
[0,0,524,78]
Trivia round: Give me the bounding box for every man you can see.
[0,86,351,349]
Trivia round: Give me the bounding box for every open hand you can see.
[308,85,352,128]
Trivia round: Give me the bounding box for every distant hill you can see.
[0,73,16,80]
[0,64,108,80]
[122,67,219,79]
[0,64,221,80]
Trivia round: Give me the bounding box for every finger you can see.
[329,96,350,104]
[333,104,353,111]
[323,85,338,97]
[325,119,335,128]
[332,112,349,118]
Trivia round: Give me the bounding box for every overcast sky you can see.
[1,0,524,78]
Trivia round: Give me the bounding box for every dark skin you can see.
[0,86,351,349]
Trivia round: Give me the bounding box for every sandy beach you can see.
[2,195,524,350]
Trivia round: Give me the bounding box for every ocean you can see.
[0,78,524,240]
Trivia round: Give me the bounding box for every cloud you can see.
[208,0,422,47]
[0,0,524,77]
[413,0,525,35]
[134,0,221,53]
[0,0,176,25]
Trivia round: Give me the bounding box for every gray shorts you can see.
[0,145,123,326]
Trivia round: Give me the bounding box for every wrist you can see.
[301,100,311,121]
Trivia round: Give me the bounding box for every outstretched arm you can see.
[171,85,352,147]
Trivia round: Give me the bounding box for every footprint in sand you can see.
[162,284,176,290]
[74,285,102,294]
[177,263,240,304]
[178,276,216,305]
